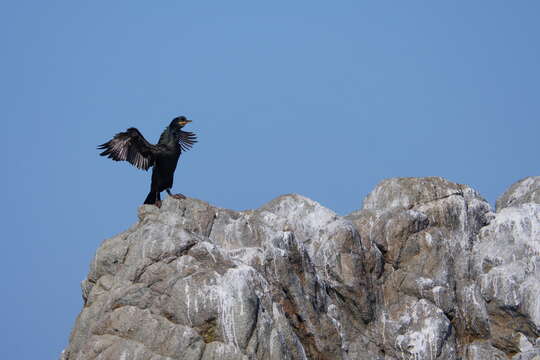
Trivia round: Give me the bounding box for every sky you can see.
[1,1,539,359]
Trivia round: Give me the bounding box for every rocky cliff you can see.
[61,176,540,360]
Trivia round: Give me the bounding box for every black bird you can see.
[98,116,197,207]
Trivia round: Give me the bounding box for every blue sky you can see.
[1,1,539,358]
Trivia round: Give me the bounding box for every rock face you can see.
[62,176,540,360]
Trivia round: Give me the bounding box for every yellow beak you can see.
[178,119,192,126]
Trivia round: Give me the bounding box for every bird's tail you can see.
[144,191,157,205]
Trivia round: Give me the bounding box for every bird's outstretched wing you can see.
[178,130,197,152]
[98,128,159,170]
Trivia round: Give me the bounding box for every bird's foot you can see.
[155,200,162,208]
[171,193,186,200]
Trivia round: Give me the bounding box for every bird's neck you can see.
[158,127,181,147]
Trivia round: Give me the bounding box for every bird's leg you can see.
[155,192,162,208]
[167,188,186,200]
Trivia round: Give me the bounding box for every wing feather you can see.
[178,130,197,152]
[97,128,158,170]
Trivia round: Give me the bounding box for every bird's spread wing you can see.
[98,128,159,170]
[178,130,197,152]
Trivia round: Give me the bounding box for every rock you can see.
[464,341,507,359]
[62,177,540,359]
[496,176,540,211]
[472,203,540,352]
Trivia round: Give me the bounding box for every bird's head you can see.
[170,116,192,129]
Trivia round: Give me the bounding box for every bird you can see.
[98,116,197,208]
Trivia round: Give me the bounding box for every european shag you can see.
[98,116,197,207]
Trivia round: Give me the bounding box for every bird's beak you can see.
[178,119,192,126]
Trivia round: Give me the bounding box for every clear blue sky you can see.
[1,1,538,358]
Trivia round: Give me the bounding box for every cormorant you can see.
[98,116,197,207]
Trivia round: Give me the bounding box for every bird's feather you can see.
[178,130,197,152]
[97,128,158,170]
